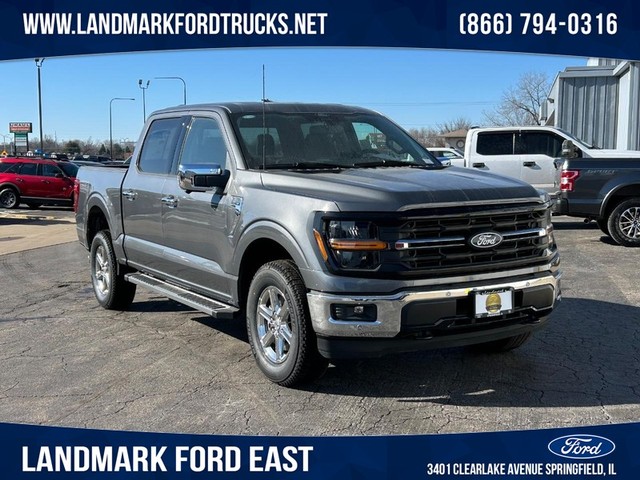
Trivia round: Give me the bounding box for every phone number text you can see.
[459,13,617,36]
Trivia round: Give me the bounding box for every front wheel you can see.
[90,230,136,309]
[607,198,640,247]
[246,260,328,387]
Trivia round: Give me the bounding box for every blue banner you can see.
[2,422,639,478]
[0,0,639,61]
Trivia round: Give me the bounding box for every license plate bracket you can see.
[474,288,514,318]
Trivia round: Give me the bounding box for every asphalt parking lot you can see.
[0,209,639,435]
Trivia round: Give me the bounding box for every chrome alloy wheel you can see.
[618,207,640,239]
[256,286,293,364]
[93,244,111,296]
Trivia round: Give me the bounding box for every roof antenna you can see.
[261,64,270,171]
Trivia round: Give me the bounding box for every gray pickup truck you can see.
[76,102,561,386]
[555,139,640,246]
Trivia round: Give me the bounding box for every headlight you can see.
[314,220,387,270]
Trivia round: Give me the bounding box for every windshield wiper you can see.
[353,159,432,168]
[262,162,344,170]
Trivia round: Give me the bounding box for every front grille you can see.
[375,203,554,278]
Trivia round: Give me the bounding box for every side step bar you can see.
[124,272,238,320]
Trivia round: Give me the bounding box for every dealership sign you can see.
[9,122,32,133]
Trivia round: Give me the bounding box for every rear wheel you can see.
[607,198,640,247]
[90,230,136,309]
[246,260,328,386]
[0,187,20,209]
[470,332,532,353]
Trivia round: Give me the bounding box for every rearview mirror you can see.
[178,164,229,192]
[561,140,579,158]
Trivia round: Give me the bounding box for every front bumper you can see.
[307,268,561,359]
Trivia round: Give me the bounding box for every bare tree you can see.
[483,72,551,126]
[436,117,473,134]
[409,117,473,148]
[408,127,440,147]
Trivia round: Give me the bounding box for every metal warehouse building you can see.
[542,58,640,150]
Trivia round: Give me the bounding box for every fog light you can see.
[331,304,377,322]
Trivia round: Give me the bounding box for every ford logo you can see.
[548,434,615,460]
[469,232,503,249]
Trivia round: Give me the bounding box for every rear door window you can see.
[476,132,514,156]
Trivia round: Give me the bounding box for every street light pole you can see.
[110,97,135,160]
[154,76,187,105]
[0,134,11,154]
[138,79,150,121]
[35,58,45,153]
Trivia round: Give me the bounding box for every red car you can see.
[0,157,79,209]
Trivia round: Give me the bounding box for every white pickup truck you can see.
[450,126,640,195]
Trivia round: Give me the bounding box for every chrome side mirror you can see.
[178,164,228,192]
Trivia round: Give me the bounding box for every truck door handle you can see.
[122,190,137,201]
[523,161,537,167]
[472,162,486,168]
[161,195,178,208]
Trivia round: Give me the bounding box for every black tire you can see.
[607,198,640,247]
[596,218,609,236]
[246,260,328,387]
[26,203,42,210]
[470,332,532,353]
[0,187,20,209]
[90,230,136,310]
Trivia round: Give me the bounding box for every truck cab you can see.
[464,126,640,196]
[463,127,571,195]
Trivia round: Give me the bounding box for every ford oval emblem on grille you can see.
[469,232,503,249]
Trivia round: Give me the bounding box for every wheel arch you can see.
[601,183,640,219]
[0,182,21,195]
[233,222,311,308]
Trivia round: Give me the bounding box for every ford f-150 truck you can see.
[75,103,561,386]
[555,139,640,247]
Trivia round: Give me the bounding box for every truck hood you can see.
[584,149,640,158]
[261,166,541,212]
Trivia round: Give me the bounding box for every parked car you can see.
[76,102,560,386]
[427,147,464,166]
[0,157,78,209]
[462,126,640,197]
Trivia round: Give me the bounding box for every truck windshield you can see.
[231,111,440,170]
